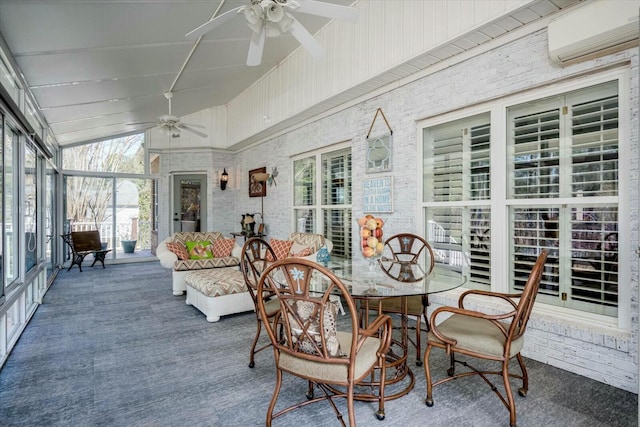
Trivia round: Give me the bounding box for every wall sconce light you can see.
[220,168,229,191]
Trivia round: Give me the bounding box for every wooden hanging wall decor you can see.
[366,108,393,173]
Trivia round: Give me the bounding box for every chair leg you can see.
[249,318,262,368]
[424,345,434,407]
[266,368,282,427]
[502,360,517,427]
[447,351,455,376]
[414,315,422,366]
[375,354,387,421]
[516,353,529,397]
[346,383,356,427]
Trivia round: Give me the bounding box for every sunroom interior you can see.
[0,0,638,409]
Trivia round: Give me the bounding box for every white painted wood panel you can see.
[224,0,533,145]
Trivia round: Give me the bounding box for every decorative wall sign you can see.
[249,167,267,197]
[362,176,393,213]
[366,107,393,173]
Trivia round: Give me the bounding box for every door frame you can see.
[171,173,207,233]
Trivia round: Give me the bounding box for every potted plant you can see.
[119,224,137,253]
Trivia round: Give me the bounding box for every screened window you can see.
[423,113,491,287]
[4,125,17,287]
[24,143,37,273]
[62,133,145,173]
[508,81,619,316]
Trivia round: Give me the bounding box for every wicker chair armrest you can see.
[357,314,393,355]
[458,289,521,311]
[430,306,517,346]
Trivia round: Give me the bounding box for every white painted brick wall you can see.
[178,29,639,392]
[157,150,236,241]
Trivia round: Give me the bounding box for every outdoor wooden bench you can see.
[61,231,110,272]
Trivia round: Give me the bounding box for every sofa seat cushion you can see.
[174,256,240,271]
[185,268,247,297]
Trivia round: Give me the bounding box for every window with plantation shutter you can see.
[422,75,626,320]
[292,146,352,278]
[293,157,315,232]
[423,113,491,287]
[322,149,352,260]
[508,80,619,316]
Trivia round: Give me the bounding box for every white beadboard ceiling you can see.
[0,0,581,149]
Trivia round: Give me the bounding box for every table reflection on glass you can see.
[311,260,466,401]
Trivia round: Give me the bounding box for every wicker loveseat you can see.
[157,231,242,295]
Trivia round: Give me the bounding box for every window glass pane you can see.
[511,207,560,296]
[65,176,113,243]
[470,123,491,200]
[62,133,144,173]
[293,157,314,207]
[4,128,16,285]
[427,207,464,273]
[571,94,619,197]
[469,208,491,285]
[321,148,351,205]
[510,108,560,198]
[423,113,490,202]
[24,144,37,272]
[46,163,56,278]
[323,208,351,260]
[294,208,314,233]
[571,206,618,308]
[116,178,153,257]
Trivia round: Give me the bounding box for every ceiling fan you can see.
[128,92,208,138]
[186,0,358,66]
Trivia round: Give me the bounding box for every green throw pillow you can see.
[185,240,213,260]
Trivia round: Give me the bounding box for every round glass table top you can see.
[311,260,466,299]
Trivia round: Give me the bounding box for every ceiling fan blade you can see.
[289,18,324,61]
[179,122,206,129]
[126,121,157,126]
[179,124,209,138]
[296,0,358,23]
[247,27,266,66]
[185,6,243,39]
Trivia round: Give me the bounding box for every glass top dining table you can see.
[311,258,467,401]
[345,258,467,299]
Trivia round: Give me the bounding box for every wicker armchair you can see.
[257,258,393,427]
[240,237,280,368]
[377,233,435,366]
[424,249,548,427]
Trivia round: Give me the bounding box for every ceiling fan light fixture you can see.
[266,2,285,22]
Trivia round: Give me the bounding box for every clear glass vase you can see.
[357,216,385,272]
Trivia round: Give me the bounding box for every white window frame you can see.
[418,67,631,331]
[291,141,352,258]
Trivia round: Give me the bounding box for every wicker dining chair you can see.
[257,258,393,427]
[424,249,548,427]
[378,233,435,366]
[240,237,280,368]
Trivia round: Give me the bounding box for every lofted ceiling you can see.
[0,0,355,146]
[0,0,586,149]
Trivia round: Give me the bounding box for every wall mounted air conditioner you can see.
[548,0,639,64]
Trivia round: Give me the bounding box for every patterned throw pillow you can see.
[212,238,235,258]
[286,299,344,358]
[268,239,294,261]
[289,242,312,258]
[166,242,189,260]
[185,241,213,260]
